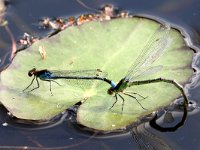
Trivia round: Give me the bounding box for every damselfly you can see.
[105,24,189,111]
[23,68,111,94]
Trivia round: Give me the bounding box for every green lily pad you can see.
[0,17,194,131]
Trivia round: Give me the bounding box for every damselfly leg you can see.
[125,91,148,99]
[23,75,61,95]
[109,93,125,112]
[109,91,147,112]
[118,94,125,112]
[44,80,61,95]
[109,93,118,110]
[123,92,147,110]
[23,75,36,92]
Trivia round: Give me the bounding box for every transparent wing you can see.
[132,65,163,80]
[50,69,107,78]
[49,69,108,89]
[126,24,171,82]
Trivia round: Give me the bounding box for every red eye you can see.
[28,68,36,77]
[28,72,33,77]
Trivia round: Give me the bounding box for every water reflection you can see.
[130,99,199,150]
[132,123,172,150]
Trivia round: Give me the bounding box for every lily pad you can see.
[0,17,194,131]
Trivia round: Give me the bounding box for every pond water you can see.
[0,0,200,149]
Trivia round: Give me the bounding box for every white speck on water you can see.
[2,122,8,126]
[23,146,28,149]
[69,137,73,140]
[112,124,116,127]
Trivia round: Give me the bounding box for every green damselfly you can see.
[106,24,188,111]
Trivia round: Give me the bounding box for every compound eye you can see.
[28,71,33,77]
[28,68,36,77]
[107,88,113,95]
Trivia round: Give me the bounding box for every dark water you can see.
[0,0,200,149]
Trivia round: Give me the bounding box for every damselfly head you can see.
[107,87,114,95]
[28,68,36,77]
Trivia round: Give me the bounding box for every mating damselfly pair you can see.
[23,24,189,111]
